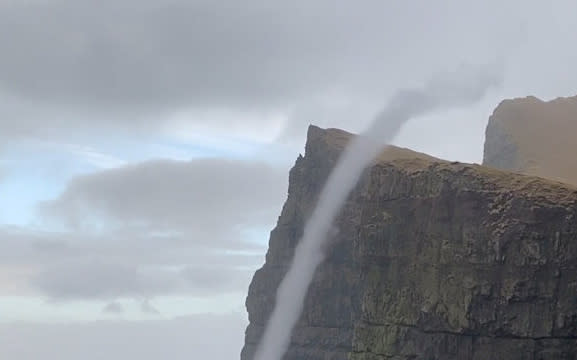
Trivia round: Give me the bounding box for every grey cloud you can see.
[1,153,272,300]
[0,312,246,360]
[180,266,254,294]
[0,0,576,148]
[32,261,253,300]
[0,227,265,299]
[42,158,287,238]
[102,301,124,314]
[32,262,172,300]
[0,0,450,109]
[0,1,556,119]
[0,156,282,301]
[0,227,265,270]
[141,300,160,315]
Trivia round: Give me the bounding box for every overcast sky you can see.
[1,1,577,359]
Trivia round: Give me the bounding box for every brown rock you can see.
[242,125,577,359]
[483,95,577,185]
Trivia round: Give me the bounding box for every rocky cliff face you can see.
[242,125,577,359]
[483,95,577,185]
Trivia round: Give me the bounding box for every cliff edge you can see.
[242,125,577,359]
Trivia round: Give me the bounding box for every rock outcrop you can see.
[483,95,577,185]
[242,125,577,359]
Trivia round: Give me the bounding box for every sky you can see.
[1,1,577,359]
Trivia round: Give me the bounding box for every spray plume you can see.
[254,64,502,360]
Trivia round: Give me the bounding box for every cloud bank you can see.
[0,312,246,360]
[0,157,286,301]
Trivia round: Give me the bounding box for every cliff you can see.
[241,125,577,359]
[483,95,577,185]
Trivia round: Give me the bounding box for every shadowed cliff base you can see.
[242,125,577,360]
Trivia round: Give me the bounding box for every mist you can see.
[253,64,502,360]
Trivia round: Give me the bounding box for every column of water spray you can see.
[254,64,502,360]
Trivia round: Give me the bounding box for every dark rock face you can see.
[242,125,577,359]
[241,126,364,360]
[483,114,521,172]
